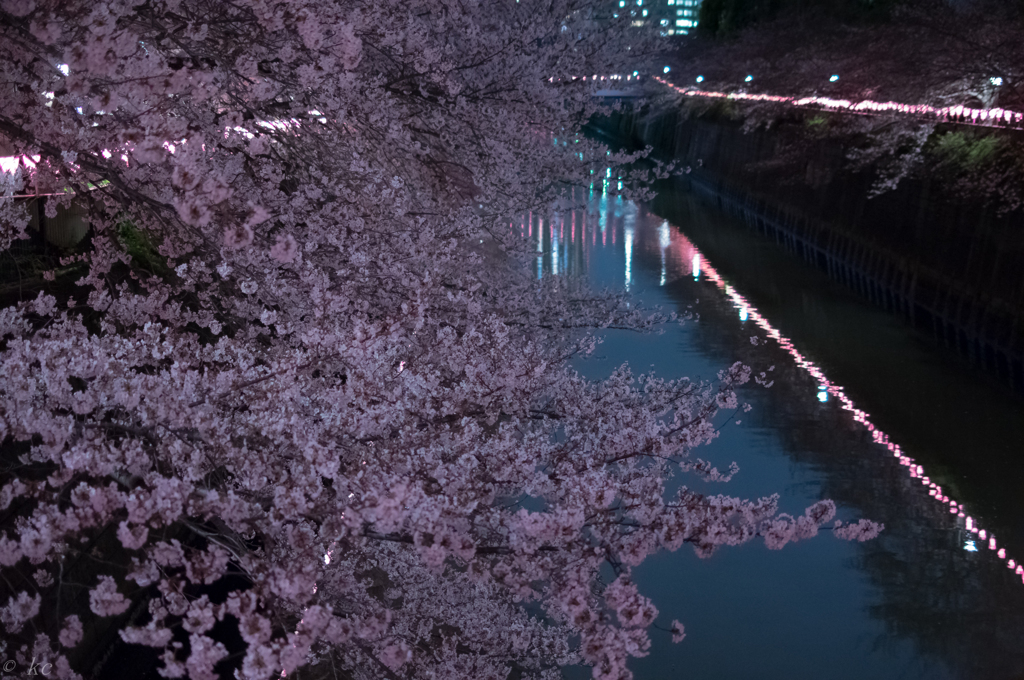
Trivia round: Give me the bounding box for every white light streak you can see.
[655,76,1024,132]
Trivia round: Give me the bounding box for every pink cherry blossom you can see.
[834,519,885,542]
[0,1,882,677]
[1,592,40,634]
[59,616,83,648]
[90,576,130,617]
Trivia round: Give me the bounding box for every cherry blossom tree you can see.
[0,1,881,678]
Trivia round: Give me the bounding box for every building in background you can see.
[611,0,702,35]
[669,0,701,34]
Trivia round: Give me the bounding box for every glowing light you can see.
[515,199,1024,587]
[696,75,704,83]
[552,221,559,275]
[658,221,671,250]
[624,225,633,291]
[664,66,671,74]
[658,76,1024,136]
[663,218,1024,586]
[991,76,1004,86]
[658,221,670,286]
[745,75,753,82]
[829,74,839,82]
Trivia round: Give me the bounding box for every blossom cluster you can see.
[0,1,879,678]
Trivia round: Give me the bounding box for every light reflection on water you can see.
[525,192,1024,680]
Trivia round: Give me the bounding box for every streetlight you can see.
[696,75,704,83]
[663,66,670,74]
[829,74,839,82]
[745,75,753,82]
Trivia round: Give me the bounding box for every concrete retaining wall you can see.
[592,109,1024,393]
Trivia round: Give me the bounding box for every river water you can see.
[535,186,1024,679]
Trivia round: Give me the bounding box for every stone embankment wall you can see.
[592,109,1024,394]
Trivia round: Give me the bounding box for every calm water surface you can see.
[534,189,1024,680]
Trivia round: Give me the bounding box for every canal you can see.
[533,185,1024,679]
